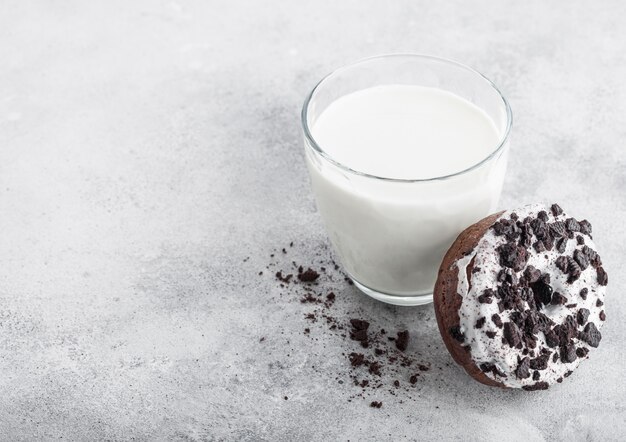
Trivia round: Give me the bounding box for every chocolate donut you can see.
[434,204,607,390]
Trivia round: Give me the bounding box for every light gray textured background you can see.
[1,1,625,440]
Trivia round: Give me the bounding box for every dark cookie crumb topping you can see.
[596,267,608,286]
[478,204,606,388]
[450,326,465,343]
[491,314,503,328]
[523,382,549,391]
[515,357,531,379]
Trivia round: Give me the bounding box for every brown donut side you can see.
[433,211,505,388]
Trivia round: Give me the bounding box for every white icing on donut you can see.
[454,203,606,388]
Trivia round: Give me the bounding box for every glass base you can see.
[351,278,433,306]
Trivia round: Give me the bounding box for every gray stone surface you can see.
[0,1,625,440]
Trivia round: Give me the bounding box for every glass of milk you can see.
[301,54,512,306]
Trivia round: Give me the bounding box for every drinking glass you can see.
[301,54,512,306]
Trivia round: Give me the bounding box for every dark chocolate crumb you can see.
[349,352,366,367]
[524,266,542,284]
[275,271,293,283]
[579,288,588,300]
[573,249,590,270]
[478,289,494,304]
[551,292,567,305]
[497,242,528,272]
[298,268,320,282]
[393,380,400,388]
[370,401,382,408]
[493,218,521,240]
[596,299,604,307]
[576,347,589,358]
[565,303,577,309]
[551,204,563,216]
[529,353,550,370]
[503,322,522,348]
[350,319,370,331]
[479,362,506,378]
[582,245,602,268]
[498,268,518,285]
[531,217,548,239]
[369,362,382,376]
[477,294,492,304]
[550,221,566,237]
[532,279,553,307]
[409,375,418,384]
[544,234,555,251]
[491,314,503,328]
[537,312,554,332]
[556,237,568,254]
[599,310,606,321]
[565,218,580,232]
[395,330,409,352]
[486,331,497,339]
[596,266,608,286]
[450,326,465,343]
[523,311,540,335]
[565,257,582,283]
[560,343,576,363]
[578,220,592,235]
[556,315,578,345]
[523,382,549,391]
[475,317,486,329]
[532,371,540,381]
[577,308,590,325]
[515,357,531,379]
[576,235,585,245]
[544,329,559,348]
[353,332,369,347]
[580,322,602,348]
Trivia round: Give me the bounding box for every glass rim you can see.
[301,53,513,183]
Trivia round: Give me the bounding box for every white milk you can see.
[305,85,508,300]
